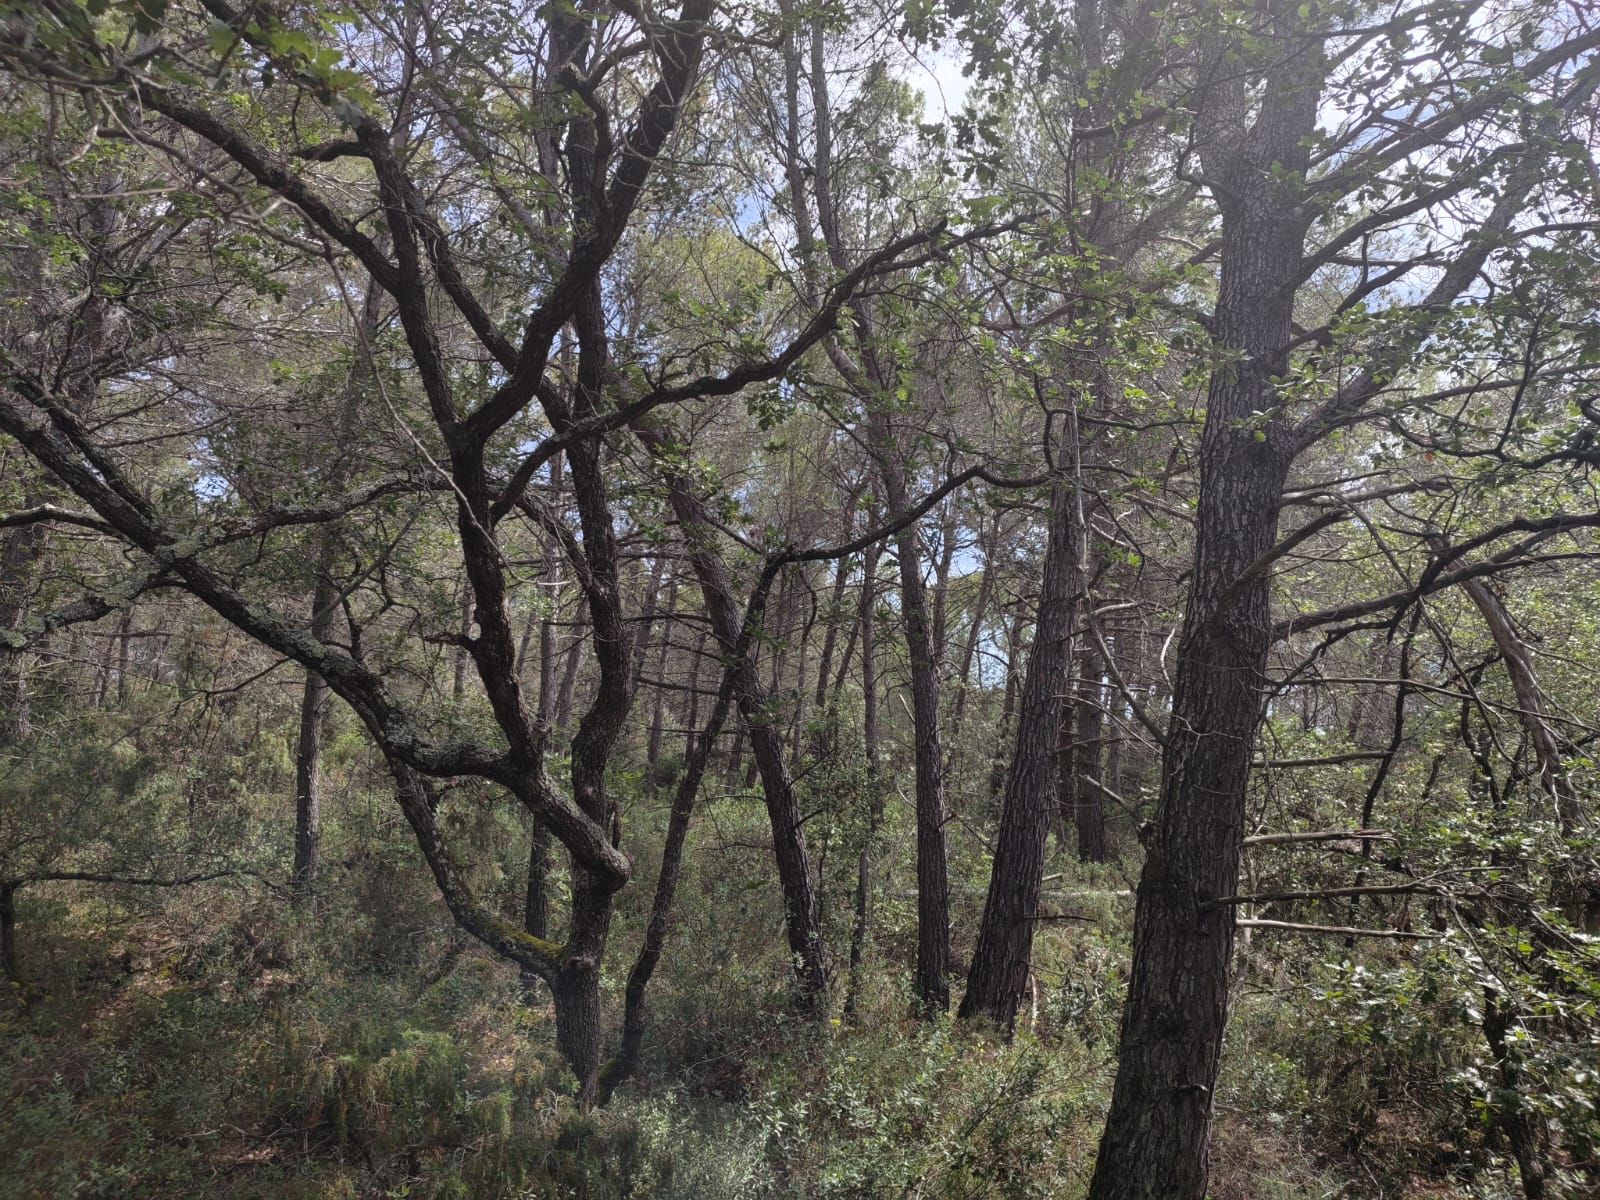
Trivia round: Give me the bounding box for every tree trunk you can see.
[946,510,999,756]
[0,881,17,986]
[1483,989,1549,1199]
[555,595,587,731]
[893,521,952,1015]
[644,435,828,1009]
[605,572,760,1101]
[645,582,676,788]
[1440,536,1579,835]
[990,605,1026,801]
[1074,643,1107,863]
[843,539,883,1021]
[960,481,1080,1029]
[1088,30,1318,1196]
[520,818,551,996]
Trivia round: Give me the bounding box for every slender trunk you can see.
[1440,536,1578,834]
[555,596,588,731]
[291,584,333,903]
[1075,643,1107,863]
[843,540,883,1021]
[520,819,551,995]
[990,606,1026,801]
[115,604,133,704]
[645,437,828,1008]
[537,456,566,724]
[0,516,44,741]
[930,497,959,651]
[893,521,952,1015]
[645,582,676,787]
[960,481,1080,1029]
[629,555,666,693]
[946,512,999,755]
[789,575,816,761]
[1055,699,1076,847]
[452,595,474,699]
[683,627,707,758]
[293,267,382,907]
[814,542,855,710]
[1483,990,1548,1199]
[605,574,762,1100]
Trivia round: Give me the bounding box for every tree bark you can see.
[960,480,1080,1029]
[1088,26,1319,1196]
[843,539,883,1021]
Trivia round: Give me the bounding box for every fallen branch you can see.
[1242,829,1393,847]
[1204,881,1438,910]
[1237,918,1440,940]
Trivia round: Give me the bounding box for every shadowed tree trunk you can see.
[960,478,1080,1029]
[0,881,16,986]
[844,539,883,1021]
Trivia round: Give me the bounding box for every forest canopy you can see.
[2,0,1600,1197]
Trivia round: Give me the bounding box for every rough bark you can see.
[960,481,1080,1029]
[1088,25,1320,1196]
[843,539,883,1021]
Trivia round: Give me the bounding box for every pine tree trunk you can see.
[1088,29,1318,1194]
[844,540,883,1021]
[960,482,1080,1029]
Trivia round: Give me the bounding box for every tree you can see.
[1086,4,1600,1195]
[0,0,967,1102]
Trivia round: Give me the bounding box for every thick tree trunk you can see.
[960,482,1080,1029]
